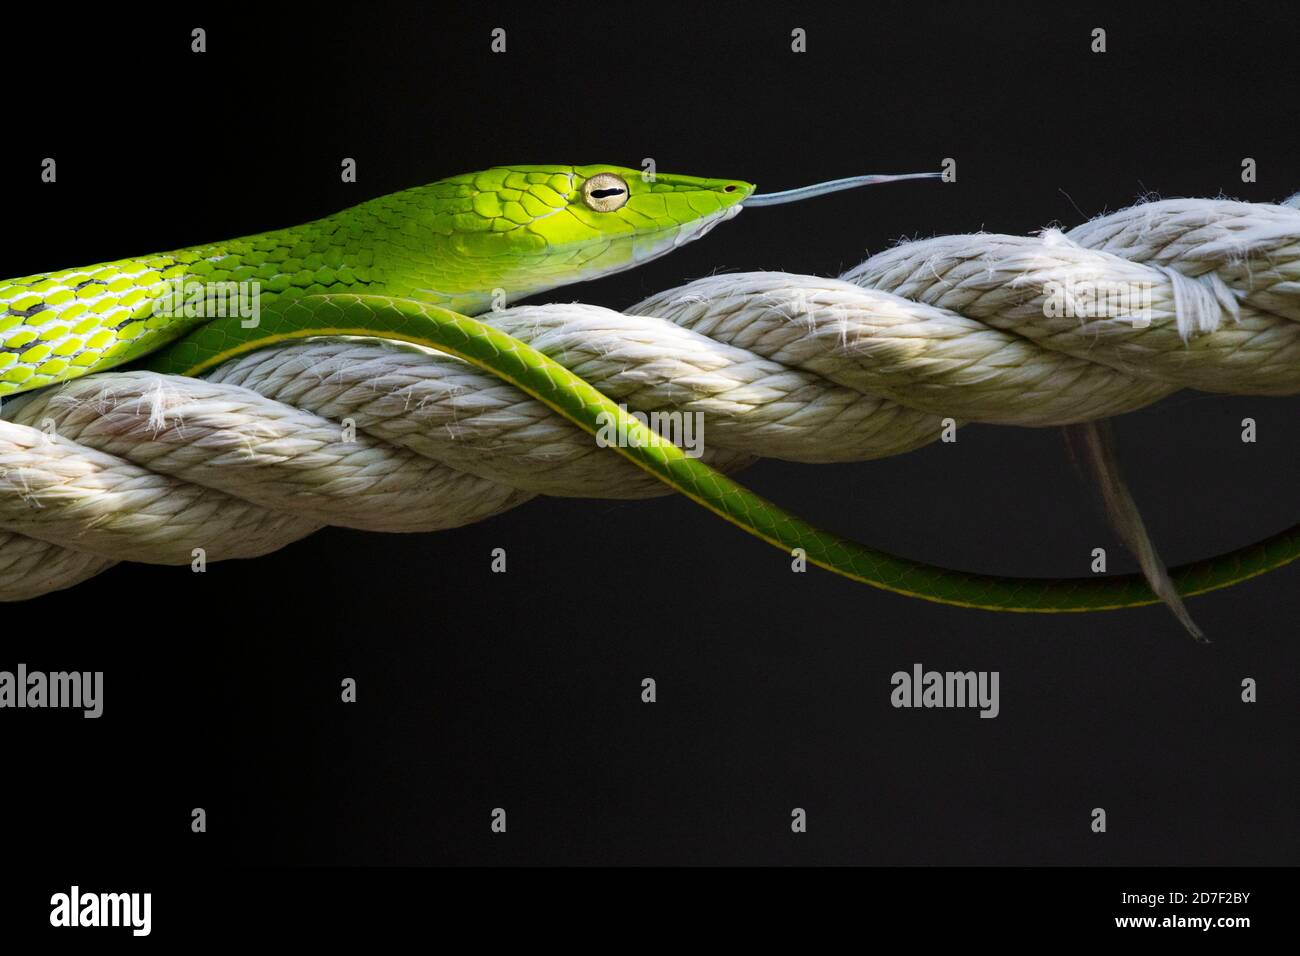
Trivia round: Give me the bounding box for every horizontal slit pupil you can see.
[591,188,625,198]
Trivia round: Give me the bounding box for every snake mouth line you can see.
[403,209,742,307]
[502,206,745,293]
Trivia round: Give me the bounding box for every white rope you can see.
[2,196,1297,600]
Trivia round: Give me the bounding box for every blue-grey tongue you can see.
[745,171,941,206]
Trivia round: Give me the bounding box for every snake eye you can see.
[581,173,630,212]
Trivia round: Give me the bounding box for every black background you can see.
[1,0,1296,887]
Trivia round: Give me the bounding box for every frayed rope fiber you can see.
[2,196,1298,600]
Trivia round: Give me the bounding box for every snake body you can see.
[2,164,1296,613]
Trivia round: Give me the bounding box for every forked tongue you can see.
[745,171,941,206]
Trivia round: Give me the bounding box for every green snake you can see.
[1,163,1295,613]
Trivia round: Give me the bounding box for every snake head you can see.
[399,163,935,311]
[407,164,754,310]
[555,163,756,256]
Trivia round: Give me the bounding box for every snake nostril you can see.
[723,185,737,193]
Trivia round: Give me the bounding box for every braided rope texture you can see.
[2,196,1297,600]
